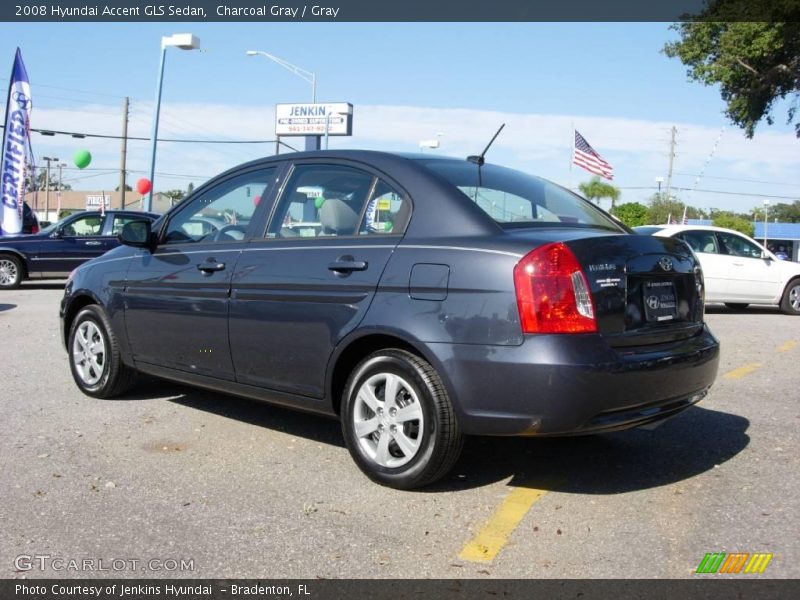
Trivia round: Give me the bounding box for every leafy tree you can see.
[115,184,133,192]
[753,200,800,223]
[664,6,800,137]
[578,177,621,208]
[163,189,185,207]
[713,211,756,236]
[611,202,650,227]
[26,169,71,192]
[647,193,708,224]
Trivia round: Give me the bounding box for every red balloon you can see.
[136,178,152,195]
[253,195,261,207]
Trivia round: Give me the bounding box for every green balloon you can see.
[314,196,325,209]
[74,149,92,169]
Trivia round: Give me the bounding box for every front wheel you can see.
[68,305,137,398]
[780,279,800,315]
[341,349,463,490]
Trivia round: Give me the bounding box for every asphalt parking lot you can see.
[1,282,797,579]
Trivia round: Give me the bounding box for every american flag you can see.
[572,130,614,180]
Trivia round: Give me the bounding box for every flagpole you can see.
[569,122,574,192]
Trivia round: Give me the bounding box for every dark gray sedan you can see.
[60,151,719,489]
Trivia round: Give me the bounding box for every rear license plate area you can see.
[643,280,677,322]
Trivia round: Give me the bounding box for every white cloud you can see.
[27,101,799,212]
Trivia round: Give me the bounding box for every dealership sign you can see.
[275,103,353,137]
[85,194,110,209]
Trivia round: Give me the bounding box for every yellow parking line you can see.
[777,340,797,353]
[723,363,762,380]
[458,486,548,564]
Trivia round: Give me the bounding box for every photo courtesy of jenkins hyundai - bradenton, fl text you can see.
[60,150,720,489]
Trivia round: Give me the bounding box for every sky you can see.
[1,21,798,214]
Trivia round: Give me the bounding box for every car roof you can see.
[649,224,756,236]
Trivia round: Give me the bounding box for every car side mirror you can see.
[119,220,153,249]
[761,251,773,261]
[50,228,62,239]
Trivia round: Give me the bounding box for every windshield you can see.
[633,226,665,235]
[418,159,623,231]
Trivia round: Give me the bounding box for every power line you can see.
[674,172,800,187]
[1,124,298,148]
[618,186,799,200]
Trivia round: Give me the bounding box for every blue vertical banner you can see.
[1,48,33,236]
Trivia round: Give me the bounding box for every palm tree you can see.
[578,177,621,209]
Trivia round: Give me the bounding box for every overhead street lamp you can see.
[246,50,318,151]
[419,132,444,153]
[245,50,316,102]
[146,33,201,212]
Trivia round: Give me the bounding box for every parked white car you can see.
[635,225,800,315]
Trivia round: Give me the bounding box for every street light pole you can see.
[146,34,200,213]
[246,50,318,151]
[763,200,769,251]
[245,50,316,102]
[42,156,59,222]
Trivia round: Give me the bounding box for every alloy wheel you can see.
[72,321,107,385]
[0,258,18,286]
[352,372,425,468]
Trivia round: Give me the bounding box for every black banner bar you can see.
[2,579,798,600]
[1,0,793,23]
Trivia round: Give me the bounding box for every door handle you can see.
[84,241,102,246]
[328,259,368,273]
[197,261,226,273]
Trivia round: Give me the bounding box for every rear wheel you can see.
[341,349,463,489]
[0,254,23,289]
[68,305,136,397]
[780,279,800,315]
[724,303,749,310]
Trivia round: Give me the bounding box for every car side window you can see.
[717,232,762,258]
[63,214,105,237]
[111,215,146,236]
[162,168,276,245]
[269,164,375,238]
[360,180,410,235]
[678,231,718,254]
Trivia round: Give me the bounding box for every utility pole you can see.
[119,96,129,209]
[57,163,66,218]
[42,156,59,222]
[665,126,677,203]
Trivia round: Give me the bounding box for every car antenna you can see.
[467,123,505,166]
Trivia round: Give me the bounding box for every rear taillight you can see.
[513,242,597,334]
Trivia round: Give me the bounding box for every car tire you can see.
[341,348,463,490]
[780,279,800,316]
[724,303,749,310]
[68,305,137,398]
[0,254,23,289]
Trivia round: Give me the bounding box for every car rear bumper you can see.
[425,325,720,436]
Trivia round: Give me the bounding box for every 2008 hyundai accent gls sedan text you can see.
[61,150,720,489]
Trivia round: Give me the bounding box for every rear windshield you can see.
[418,159,622,231]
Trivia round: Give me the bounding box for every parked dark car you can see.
[60,151,720,489]
[22,202,40,234]
[0,210,159,288]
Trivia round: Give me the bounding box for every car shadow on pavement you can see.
[123,380,749,493]
[159,382,346,448]
[431,406,750,494]
[705,304,781,315]
[21,282,66,290]
[0,303,16,312]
